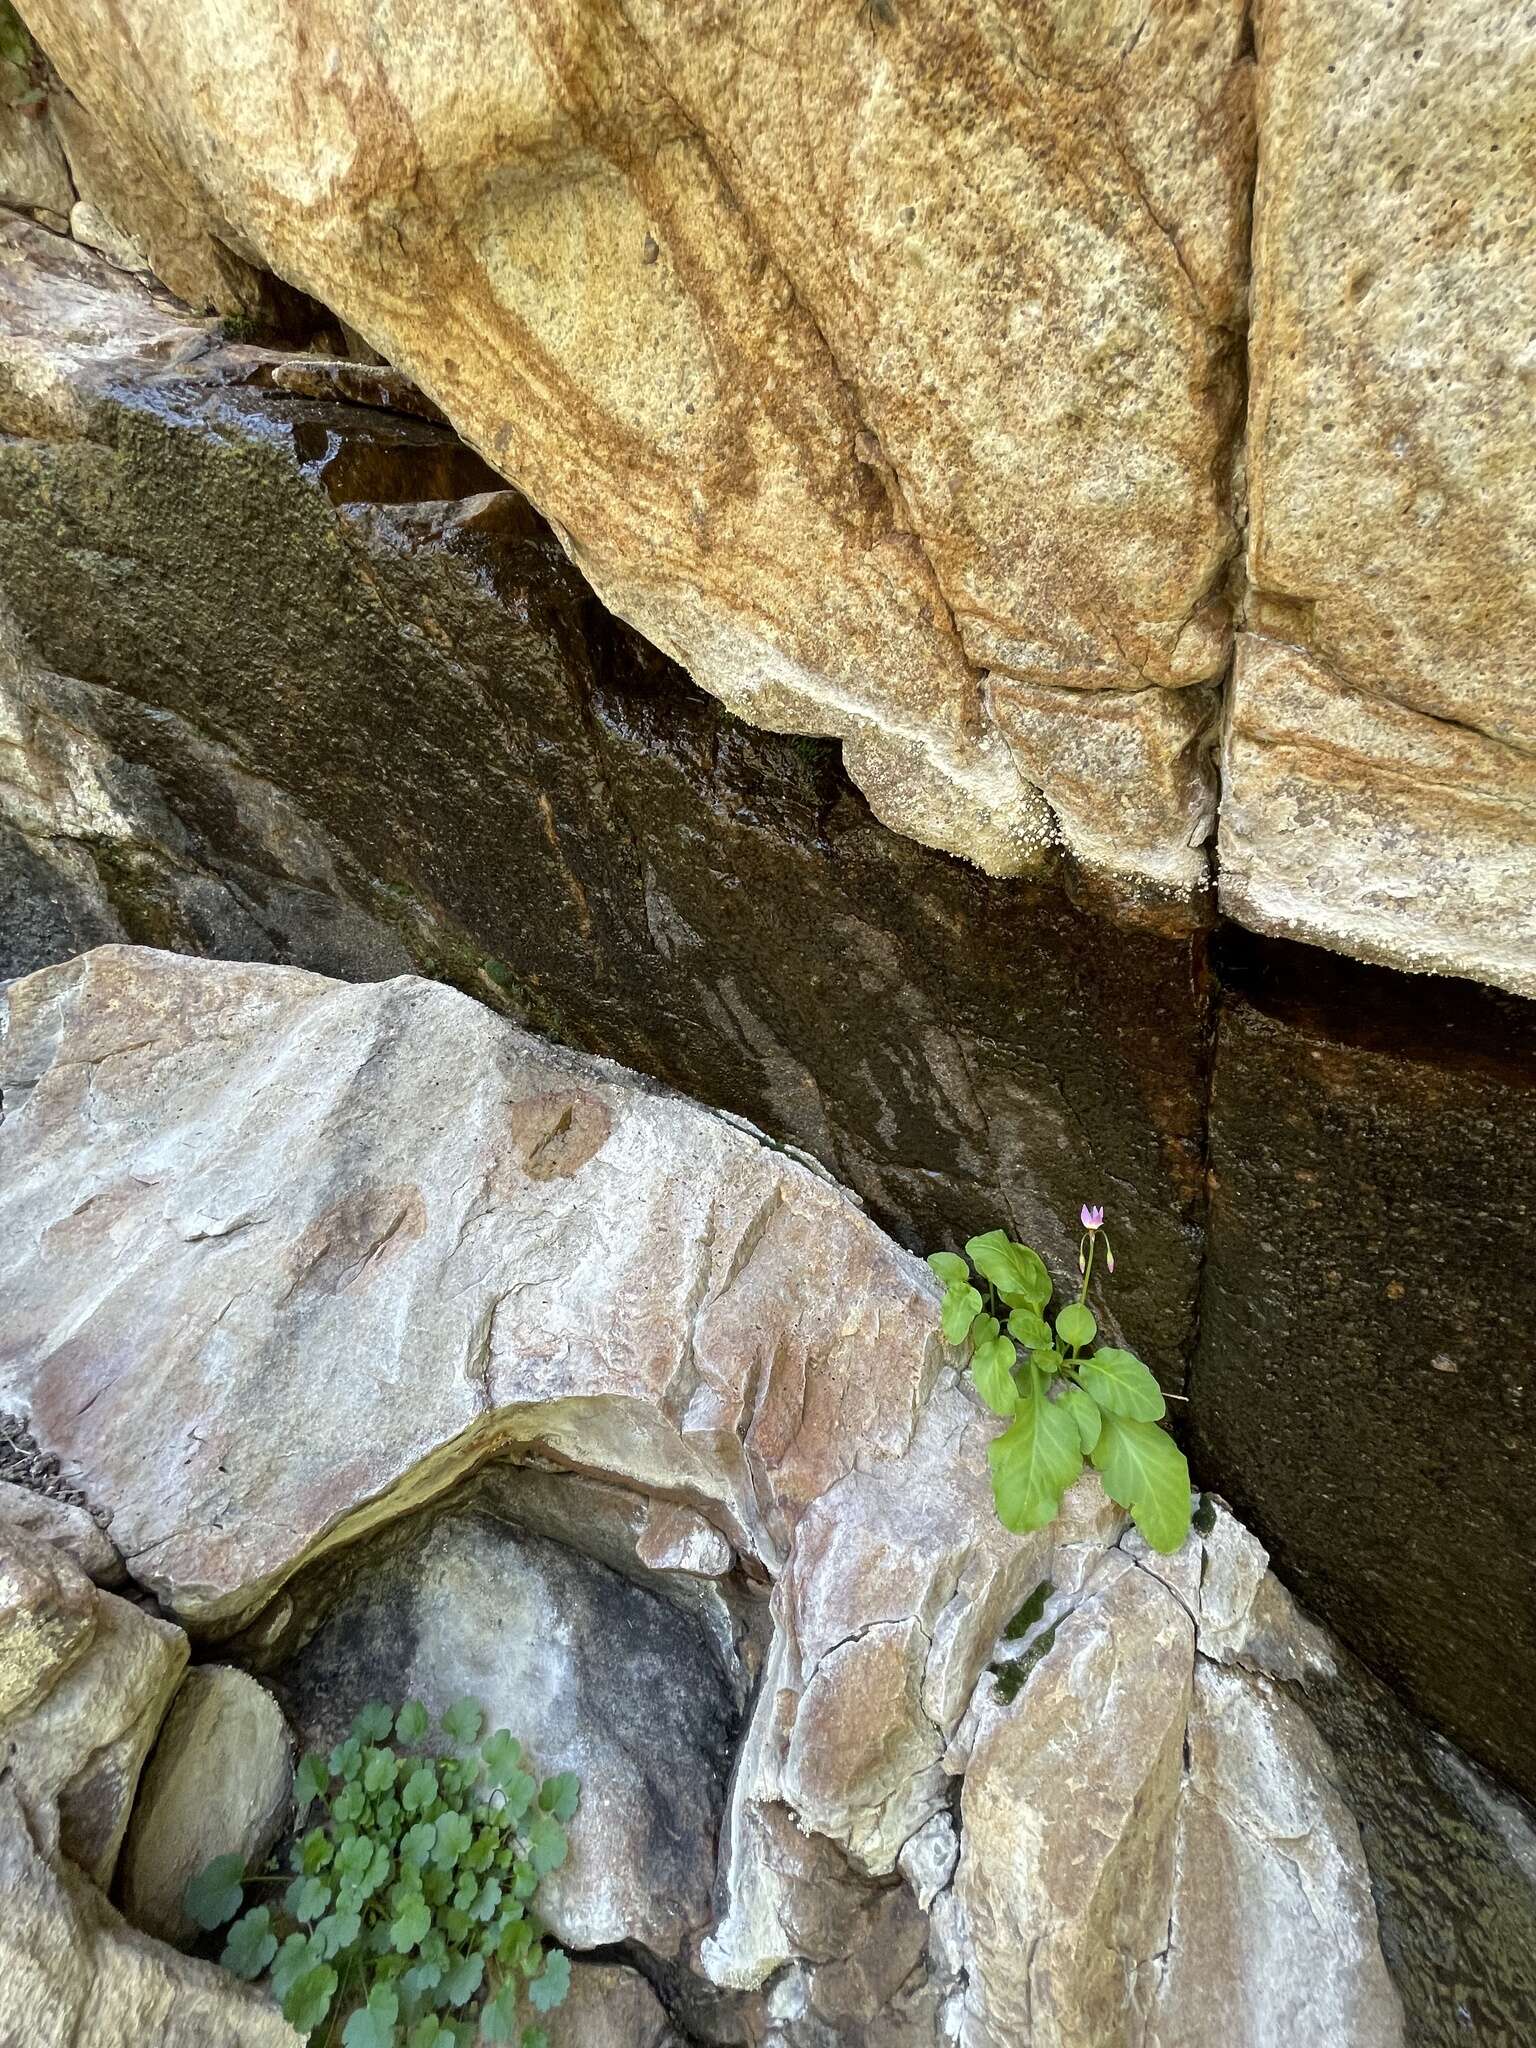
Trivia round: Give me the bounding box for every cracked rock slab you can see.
[17,0,1253,897]
[1237,0,1536,995]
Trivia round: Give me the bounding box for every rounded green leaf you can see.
[970,1336,1018,1417]
[537,1772,580,1824]
[221,1906,277,1980]
[970,1312,999,1347]
[395,1701,430,1744]
[526,1811,567,1876]
[301,1826,334,1874]
[363,1748,399,1795]
[986,1368,1084,1534]
[1090,1413,1193,1554]
[1006,1307,1051,1349]
[940,1282,983,1346]
[401,1820,437,1867]
[483,1731,523,1784]
[1077,1346,1166,1421]
[964,1230,1051,1312]
[402,1765,439,1815]
[442,1697,484,1746]
[329,1735,363,1780]
[443,1951,485,2007]
[390,1897,433,1953]
[282,1964,338,2034]
[1058,1384,1102,1454]
[294,1875,332,1924]
[270,1932,320,2001]
[528,1947,572,2014]
[432,1810,473,1868]
[480,1982,520,2044]
[314,1906,361,1959]
[343,1984,400,2048]
[184,1853,245,1932]
[1054,1302,1097,1351]
[926,1251,970,1286]
[351,1701,394,1744]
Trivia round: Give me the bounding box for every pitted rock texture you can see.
[0,212,1211,1395]
[1229,0,1536,997]
[0,945,1483,2043]
[12,0,1257,900]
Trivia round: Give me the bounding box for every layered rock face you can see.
[2,946,1535,2045]
[1,217,1534,1810]
[7,0,1258,901]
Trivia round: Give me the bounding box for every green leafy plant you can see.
[186,1697,578,2047]
[929,1205,1192,1553]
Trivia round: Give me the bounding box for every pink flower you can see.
[1080,1204,1104,1231]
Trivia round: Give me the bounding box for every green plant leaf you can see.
[965,1231,1051,1312]
[528,1948,572,2014]
[271,1932,320,2001]
[1059,1384,1102,1453]
[471,1876,503,1922]
[1030,1346,1065,1375]
[1006,1307,1051,1349]
[335,1835,375,1884]
[301,1826,335,1873]
[184,1853,245,1931]
[352,1701,395,1744]
[1055,1302,1097,1350]
[480,1982,520,2044]
[294,1752,329,1810]
[525,1812,567,1877]
[1077,1346,1166,1421]
[282,1964,338,2034]
[521,2030,550,2048]
[406,2022,450,2048]
[402,1766,439,1815]
[497,1916,534,1969]
[497,1769,537,1821]
[401,1960,443,2001]
[391,1897,433,1953]
[395,1701,430,1744]
[314,1907,362,1958]
[432,1811,473,1869]
[402,1821,437,1867]
[294,1875,332,1924]
[940,1282,983,1345]
[986,1369,1084,1534]
[329,1736,363,1781]
[926,1251,970,1286]
[970,1335,1018,1416]
[482,1731,522,1783]
[221,1906,277,1980]
[442,1698,484,1746]
[442,1952,484,2006]
[1090,1413,1193,1555]
[364,1748,399,1795]
[333,1781,367,1824]
[343,1984,400,2048]
[538,1773,580,1824]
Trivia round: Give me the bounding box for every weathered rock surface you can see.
[1193,935,1536,1803]
[3,1567,187,1887]
[0,1481,122,1587]
[548,1964,681,2048]
[5,946,1501,2040]
[117,1666,292,1947]
[14,0,1257,900]
[0,1774,298,2048]
[0,212,1211,1391]
[0,1521,95,1722]
[250,1486,736,1959]
[1230,0,1536,997]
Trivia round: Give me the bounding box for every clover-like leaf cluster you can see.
[929,1223,1192,1553]
[185,1697,579,2047]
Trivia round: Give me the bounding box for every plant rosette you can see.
[928,1204,1192,1553]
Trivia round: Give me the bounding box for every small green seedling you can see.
[929,1205,1192,1553]
[186,1698,578,2046]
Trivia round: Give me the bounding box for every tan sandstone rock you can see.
[0,1774,298,2048]
[546,1963,681,2048]
[0,1522,96,1723]
[4,1585,187,1888]
[1232,0,1536,996]
[15,0,1255,899]
[118,1666,293,1947]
